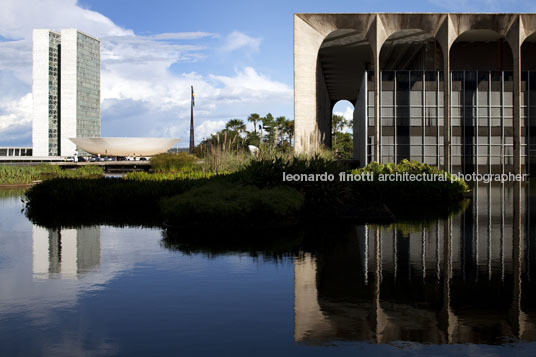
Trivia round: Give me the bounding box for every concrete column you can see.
[443,56,451,171]
[514,51,522,174]
[507,18,523,174]
[436,15,454,172]
[367,16,387,163]
[293,15,326,155]
[374,51,381,162]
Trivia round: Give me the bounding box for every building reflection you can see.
[32,226,101,280]
[295,182,536,344]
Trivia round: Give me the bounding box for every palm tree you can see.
[225,119,246,133]
[275,116,287,145]
[247,113,260,135]
[332,114,347,147]
[283,119,294,145]
[261,113,275,145]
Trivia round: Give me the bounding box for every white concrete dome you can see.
[69,137,180,156]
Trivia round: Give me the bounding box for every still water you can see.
[1,184,536,356]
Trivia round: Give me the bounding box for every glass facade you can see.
[368,70,529,174]
[48,31,61,156]
[76,32,100,141]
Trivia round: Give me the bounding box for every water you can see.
[1,184,536,355]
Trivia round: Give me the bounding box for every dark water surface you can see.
[1,184,536,356]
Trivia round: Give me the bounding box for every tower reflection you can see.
[32,226,101,280]
[295,182,536,345]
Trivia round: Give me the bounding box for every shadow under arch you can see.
[450,29,514,174]
[316,29,372,150]
[379,29,444,163]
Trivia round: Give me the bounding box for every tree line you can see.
[196,113,353,158]
[197,113,295,153]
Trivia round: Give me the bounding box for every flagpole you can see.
[190,86,194,152]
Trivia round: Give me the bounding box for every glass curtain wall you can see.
[373,70,527,174]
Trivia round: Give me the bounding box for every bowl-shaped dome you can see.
[69,137,181,156]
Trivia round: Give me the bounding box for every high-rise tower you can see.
[32,29,100,156]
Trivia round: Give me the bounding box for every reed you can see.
[150,152,198,173]
[125,170,224,181]
[0,164,104,184]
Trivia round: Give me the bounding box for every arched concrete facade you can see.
[294,13,536,173]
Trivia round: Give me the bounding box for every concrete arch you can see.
[376,13,446,51]
[294,14,376,154]
[294,13,536,173]
[448,29,515,173]
[316,29,373,149]
[450,29,514,70]
[521,32,536,71]
[380,29,444,71]
[378,29,445,164]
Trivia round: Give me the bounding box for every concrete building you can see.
[32,29,100,157]
[294,13,536,174]
[0,147,32,157]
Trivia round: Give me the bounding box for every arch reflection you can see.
[295,182,535,345]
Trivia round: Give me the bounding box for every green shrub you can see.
[25,177,198,227]
[351,159,469,214]
[24,157,470,228]
[150,152,198,173]
[160,183,304,229]
[225,155,353,216]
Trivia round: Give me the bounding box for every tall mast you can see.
[189,85,194,152]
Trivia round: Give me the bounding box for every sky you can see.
[1,0,536,147]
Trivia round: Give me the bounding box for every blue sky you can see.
[1,0,535,147]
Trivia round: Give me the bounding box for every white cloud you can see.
[0,0,132,40]
[334,106,354,121]
[195,120,227,141]
[150,32,219,40]
[0,93,32,144]
[0,0,292,147]
[0,93,32,131]
[220,31,261,53]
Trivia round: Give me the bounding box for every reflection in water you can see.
[295,182,536,345]
[32,226,100,280]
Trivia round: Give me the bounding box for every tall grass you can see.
[195,131,337,173]
[0,166,41,184]
[196,131,252,172]
[125,171,225,181]
[0,164,104,184]
[150,152,197,173]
